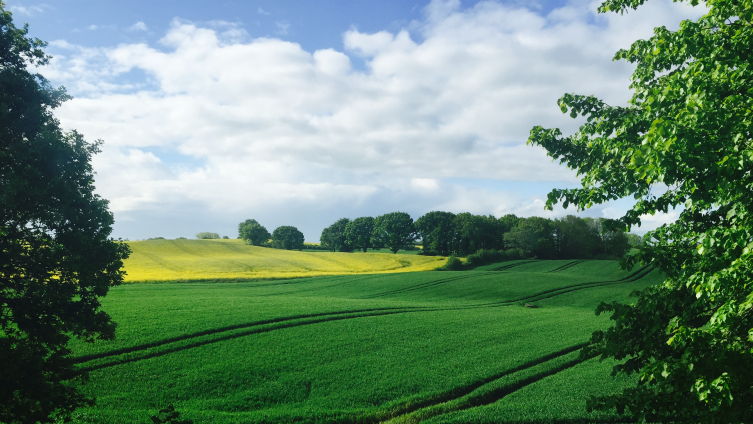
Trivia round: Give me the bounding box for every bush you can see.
[196,232,220,239]
[439,254,464,271]
[222,236,229,239]
[465,248,506,267]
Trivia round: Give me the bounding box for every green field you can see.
[68,259,658,423]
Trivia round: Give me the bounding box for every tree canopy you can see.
[372,212,417,254]
[344,217,375,253]
[320,218,352,252]
[528,0,752,421]
[0,4,130,422]
[415,211,456,256]
[272,226,305,250]
[238,219,271,245]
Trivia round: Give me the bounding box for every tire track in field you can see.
[74,307,444,374]
[547,260,585,273]
[469,265,653,308]
[72,305,426,364]
[487,260,539,271]
[359,273,495,299]
[374,344,587,424]
[384,352,639,424]
[252,274,379,296]
[74,266,655,372]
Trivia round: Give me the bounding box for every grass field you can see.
[67,258,658,423]
[122,239,445,282]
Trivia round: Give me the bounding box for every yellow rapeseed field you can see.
[122,239,447,282]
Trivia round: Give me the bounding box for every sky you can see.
[8,0,705,241]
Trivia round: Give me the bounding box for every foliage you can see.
[528,0,753,421]
[0,4,130,422]
[320,218,352,252]
[150,405,193,424]
[373,212,417,254]
[465,249,507,268]
[626,233,642,248]
[439,254,464,271]
[272,226,305,250]
[344,217,376,252]
[238,219,271,246]
[453,213,506,256]
[415,211,456,256]
[505,217,555,258]
[195,232,220,240]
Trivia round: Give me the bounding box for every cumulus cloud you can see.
[40,0,705,239]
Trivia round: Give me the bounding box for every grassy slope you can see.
[123,239,445,282]
[69,260,660,423]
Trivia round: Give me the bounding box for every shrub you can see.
[465,248,506,267]
[195,232,220,239]
[439,254,464,271]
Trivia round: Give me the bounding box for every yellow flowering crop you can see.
[122,239,446,282]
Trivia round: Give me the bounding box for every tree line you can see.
[318,211,639,259]
[237,219,305,250]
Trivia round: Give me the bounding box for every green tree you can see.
[528,0,752,421]
[0,5,130,422]
[238,219,271,246]
[320,218,351,252]
[552,215,601,259]
[373,212,416,254]
[498,214,520,235]
[504,217,554,259]
[415,211,456,256]
[344,217,375,252]
[272,226,305,250]
[590,217,631,258]
[195,232,220,239]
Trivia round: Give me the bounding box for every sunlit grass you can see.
[69,260,658,423]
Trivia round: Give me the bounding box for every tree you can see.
[552,215,601,259]
[528,0,752,421]
[415,211,456,256]
[344,217,375,252]
[272,226,304,250]
[590,218,631,258]
[195,232,220,239]
[0,5,130,422]
[504,217,554,259]
[372,212,416,254]
[238,219,271,246]
[320,218,351,252]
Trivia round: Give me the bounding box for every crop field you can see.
[123,239,445,282]
[68,259,660,423]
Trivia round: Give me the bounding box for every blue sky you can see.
[8,0,702,241]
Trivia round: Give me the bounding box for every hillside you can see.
[69,259,659,423]
[122,239,447,282]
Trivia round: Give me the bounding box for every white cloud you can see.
[258,7,270,15]
[9,4,45,16]
[87,24,98,31]
[129,21,148,32]
[40,0,705,239]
